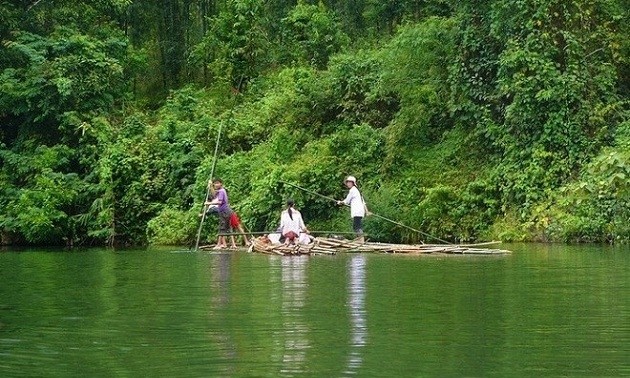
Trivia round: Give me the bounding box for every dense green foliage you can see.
[1,0,628,246]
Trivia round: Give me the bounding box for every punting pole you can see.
[193,119,224,251]
[193,80,245,251]
[280,181,452,245]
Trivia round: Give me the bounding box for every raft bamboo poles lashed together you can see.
[248,236,512,256]
[216,230,358,237]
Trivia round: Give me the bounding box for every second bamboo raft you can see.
[249,236,511,256]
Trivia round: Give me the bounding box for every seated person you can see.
[279,199,309,246]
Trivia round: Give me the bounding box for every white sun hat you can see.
[345,176,357,184]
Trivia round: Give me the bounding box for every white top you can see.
[280,209,306,235]
[343,186,366,218]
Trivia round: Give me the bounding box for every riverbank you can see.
[1,1,627,247]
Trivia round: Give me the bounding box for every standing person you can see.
[337,176,369,243]
[228,211,250,247]
[279,199,309,246]
[205,178,233,250]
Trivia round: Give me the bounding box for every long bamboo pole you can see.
[194,119,224,251]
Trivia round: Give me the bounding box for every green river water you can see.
[1,244,628,377]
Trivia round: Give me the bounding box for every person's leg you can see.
[228,218,237,247]
[213,235,226,249]
[215,212,230,248]
[229,213,242,246]
[283,231,297,245]
[238,225,249,245]
[353,216,365,243]
[214,230,226,249]
[282,232,290,246]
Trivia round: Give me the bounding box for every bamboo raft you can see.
[249,236,512,256]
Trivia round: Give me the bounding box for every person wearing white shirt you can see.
[337,176,369,243]
[280,199,309,245]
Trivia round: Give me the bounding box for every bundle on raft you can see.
[249,236,512,256]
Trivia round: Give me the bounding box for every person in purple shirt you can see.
[205,178,233,249]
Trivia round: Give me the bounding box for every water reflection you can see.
[210,252,231,308]
[208,253,236,375]
[279,256,310,375]
[1,245,628,376]
[345,255,367,375]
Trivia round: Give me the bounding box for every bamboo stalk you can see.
[218,230,359,237]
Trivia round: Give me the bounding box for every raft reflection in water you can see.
[208,253,237,376]
[345,255,368,374]
[279,256,310,375]
[274,254,368,375]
